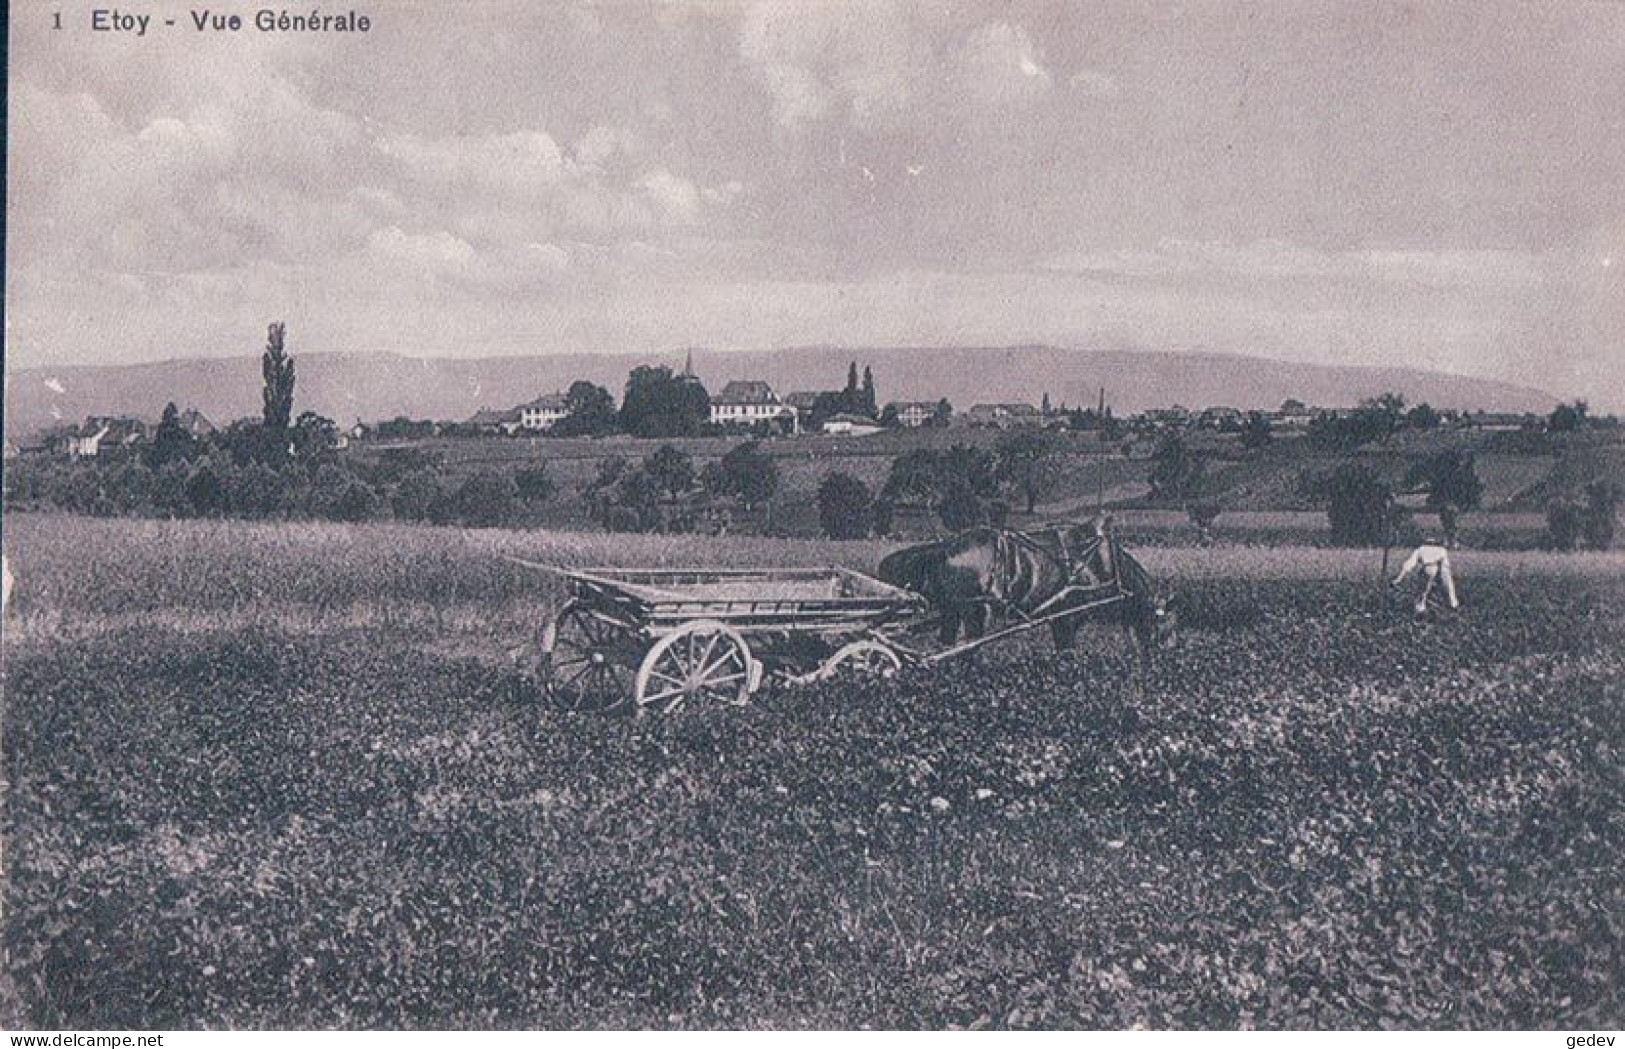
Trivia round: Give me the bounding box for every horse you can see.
[876,519,1174,668]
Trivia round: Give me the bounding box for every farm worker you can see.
[1391,540,1459,613]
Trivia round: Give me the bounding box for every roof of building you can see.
[712,380,780,405]
[178,409,216,434]
[823,412,880,426]
[468,407,521,426]
[888,401,938,412]
[519,393,568,411]
[969,402,1039,415]
[79,416,149,442]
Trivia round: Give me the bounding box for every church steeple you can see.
[682,347,695,379]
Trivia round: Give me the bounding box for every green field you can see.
[332,426,1623,543]
[3,515,1622,1028]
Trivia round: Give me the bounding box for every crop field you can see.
[2,514,1622,1029]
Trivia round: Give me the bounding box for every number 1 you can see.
[53,12,63,29]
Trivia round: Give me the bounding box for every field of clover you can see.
[3,514,1621,1028]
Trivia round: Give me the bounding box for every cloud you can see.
[637,169,703,225]
[378,130,565,198]
[738,4,1054,133]
[570,124,642,174]
[1041,239,1551,293]
[368,227,478,276]
[953,22,1053,111]
[1068,69,1120,100]
[739,0,924,131]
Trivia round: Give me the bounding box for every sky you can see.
[6,0,1622,404]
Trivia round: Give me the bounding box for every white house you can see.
[821,412,883,437]
[889,401,937,428]
[710,381,797,428]
[519,393,570,431]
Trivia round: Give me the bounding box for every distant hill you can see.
[3,345,1557,440]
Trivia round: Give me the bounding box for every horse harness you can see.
[985,526,1131,625]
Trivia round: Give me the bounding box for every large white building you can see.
[709,381,797,428]
[519,393,569,431]
[888,401,938,427]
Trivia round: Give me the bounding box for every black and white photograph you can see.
[2,0,1622,1033]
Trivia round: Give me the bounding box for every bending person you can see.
[1391,539,1459,614]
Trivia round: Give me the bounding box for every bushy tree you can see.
[1240,411,1273,450]
[818,472,872,539]
[610,468,663,532]
[146,403,196,469]
[931,399,953,428]
[995,429,1059,513]
[447,470,518,528]
[1148,435,1205,502]
[1548,400,1588,433]
[391,469,445,522]
[1583,480,1619,550]
[619,366,709,437]
[1404,450,1482,545]
[308,464,380,522]
[514,464,555,503]
[708,442,778,510]
[936,478,997,531]
[292,411,340,459]
[883,445,998,527]
[226,461,292,518]
[1546,501,1584,550]
[644,444,694,501]
[1188,500,1223,541]
[1406,403,1441,430]
[186,463,229,517]
[554,381,618,437]
[1325,464,1392,546]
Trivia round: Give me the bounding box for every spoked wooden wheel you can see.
[634,620,755,715]
[817,639,904,681]
[541,602,637,712]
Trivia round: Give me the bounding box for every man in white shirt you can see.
[1391,540,1459,614]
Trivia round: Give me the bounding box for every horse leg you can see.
[967,602,991,639]
[1125,619,1152,673]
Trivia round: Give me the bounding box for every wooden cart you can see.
[508,559,927,714]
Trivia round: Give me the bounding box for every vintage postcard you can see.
[3,0,1621,1034]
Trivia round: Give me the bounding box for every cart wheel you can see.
[634,620,755,715]
[818,639,903,681]
[542,601,636,712]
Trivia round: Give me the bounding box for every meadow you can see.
[2,514,1621,1028]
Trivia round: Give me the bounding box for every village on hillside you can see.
[8,348,1563,461]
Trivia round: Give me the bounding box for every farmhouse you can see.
[710,381,797,429]
[519,393,569,431]
[968,403,1040,427]
[1460,411,1537,432]
[1199,406,1243,429]
[56,417,148,457]
[467,407,522,436]
[1271,408,1318,429]
[178,409,216,438]
[888,401,937,428]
